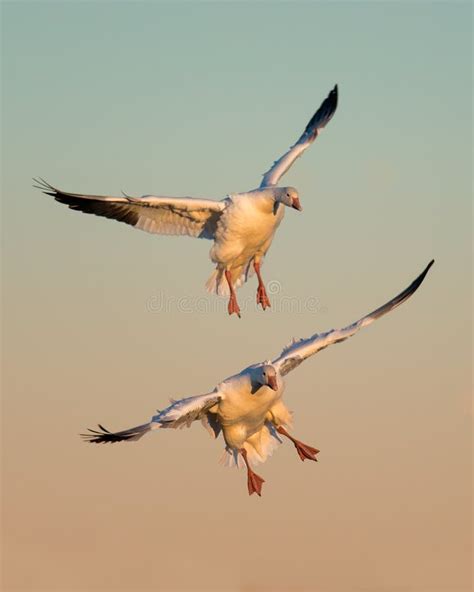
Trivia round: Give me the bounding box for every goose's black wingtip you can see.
[325,84,338,114]
[420,259,435,281]
[80,422,149,444]
[80,424,118,444]
[409,259,435,292]
[33,177,58,196]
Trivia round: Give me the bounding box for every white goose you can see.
[35,85,337,317]
[83,261,434,496]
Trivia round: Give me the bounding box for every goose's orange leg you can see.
[254,260,271,310]
[277,426,319,462]
[240,448,265,496]
[225,270,241,318]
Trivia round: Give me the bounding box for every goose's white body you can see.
[83,261,434,495]
[214,365,290,466]
[208,190,286,294]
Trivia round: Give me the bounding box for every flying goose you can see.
[82,261,434,496]
[35,85,338,317]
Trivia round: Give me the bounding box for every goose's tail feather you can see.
[205,263,256,297]
[205,269,228,296]
[219,423,283,468]
[81,422,153,444]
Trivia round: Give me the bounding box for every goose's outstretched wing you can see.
[81,391,222,444]
[260,85,338,188]
[273,261,434,377]
[35,178,226,240]
[152,391,222,431]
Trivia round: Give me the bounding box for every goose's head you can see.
[275,187,302,211]
[256,363,278,391]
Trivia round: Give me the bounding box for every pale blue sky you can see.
[2,2,472,591]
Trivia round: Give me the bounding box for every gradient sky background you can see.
[2,2,472,591]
